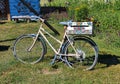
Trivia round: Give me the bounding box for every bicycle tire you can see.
[13,34,46,64]
[63,36,98,70]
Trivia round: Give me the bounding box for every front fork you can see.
[27,34,39,52]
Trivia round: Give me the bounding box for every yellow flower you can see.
[75,7,80,11]
[90,17,94,21]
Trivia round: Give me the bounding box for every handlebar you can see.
[39,17,60,35]
[59,20,73,26]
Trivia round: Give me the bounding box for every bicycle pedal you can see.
[49,61,55,65]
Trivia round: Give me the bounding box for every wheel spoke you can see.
[13,35,45,64]
[63,37,98,70]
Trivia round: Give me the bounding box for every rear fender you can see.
[73,36,99,52]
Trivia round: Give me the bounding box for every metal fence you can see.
[0,0,9,20]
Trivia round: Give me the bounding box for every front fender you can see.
[38,35,47,55]
[29,34,47,55]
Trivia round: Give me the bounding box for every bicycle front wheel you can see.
[63,36,98,70]
[13,34,46,64]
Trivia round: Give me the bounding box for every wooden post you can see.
[7,0,10,21]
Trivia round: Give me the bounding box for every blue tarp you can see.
[9,0,40,20]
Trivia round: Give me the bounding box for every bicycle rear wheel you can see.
[13,34,46,64]
[63,36,98,70]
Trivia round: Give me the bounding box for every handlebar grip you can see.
[44,20,60,35]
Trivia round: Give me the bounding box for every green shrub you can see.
[68,4,89,21]
[74,4,89,21]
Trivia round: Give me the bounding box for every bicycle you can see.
[12,18,99,70]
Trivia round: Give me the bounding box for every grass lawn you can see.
[0,21,120,84]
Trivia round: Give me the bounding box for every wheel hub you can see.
[76,49,86,60]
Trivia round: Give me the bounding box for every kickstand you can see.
[50,55,57,65]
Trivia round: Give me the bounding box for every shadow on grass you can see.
[98,54,120,67]
[0,45,10,51]
[0,38,16,51]
[0,38,16,43]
